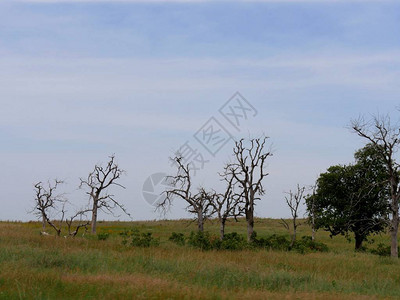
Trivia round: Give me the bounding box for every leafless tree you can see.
[351,115,400,258]
[79,155,129,234]
[225,137,272,242]
[211,171,243,240]
[281,184,305,247]
[188,188,215,232]
[33,180,66,236]
[66,209,91,237]
[158,155,213,232]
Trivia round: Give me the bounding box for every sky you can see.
[0,0,399,222]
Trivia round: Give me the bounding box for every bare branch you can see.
[283,184,305,246]
[225,136,272,242]
[159,154,213,232]
[33,179,66,236]
[79,154,129,234]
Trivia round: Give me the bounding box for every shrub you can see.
[173,232,247,251]
[370,243,400,257]
[252,234,328,253]
[187,231,212,251]
[131,232,159,247]
[97,232,110,241]
[120,229,131,245]
[216,232,247,250]
[169,232,185,246]
[292,236,329,254]
[120,228,159,248]
[252,233,291,251]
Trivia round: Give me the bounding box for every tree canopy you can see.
[307,144,389,250]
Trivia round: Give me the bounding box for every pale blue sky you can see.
[1,0,399,221]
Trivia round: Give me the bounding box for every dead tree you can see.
[66,209,91,237]
[211,171,243,240]
[158,155,213,232]
[33,180,66,236]
[281,184,305,247]
[79,155,129,234]
[188,188,215,232]
[226,137,272,242]
[351,115,400,258]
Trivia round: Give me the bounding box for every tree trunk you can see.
[291,219,297,247]
[391,208,399,258]
[355,233,364,251]
[197,209,204,232]
[246,209,254,242]
[220,219,226,241]
[311,200,316,241]
[291,225,296,247]
[42,213,46,230]
[91,201,98,235]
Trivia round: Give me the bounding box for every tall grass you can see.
[0,219,399,299]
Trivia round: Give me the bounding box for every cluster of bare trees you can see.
[159,136,272,242]
[33,155,128,237]
[31,113,400,260]
[160,116,400,258]
[160,136,314,246]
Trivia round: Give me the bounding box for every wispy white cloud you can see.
[1,50,398,153]
[1,51,399,104]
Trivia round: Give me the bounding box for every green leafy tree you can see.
[307,144,389,250]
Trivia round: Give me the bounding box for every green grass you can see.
[0,219,399,299]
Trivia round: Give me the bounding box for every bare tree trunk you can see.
[246,209,254,242]
[42,213,46,230]
[220,218,226,241]
[391,209,399,258]
[390,182,399,258]
[311,198,316,241]
[91,201,98,235]
[47,219,62,237]
[197,209,204,232]
[292,218,297,247]
[291,227,296,247]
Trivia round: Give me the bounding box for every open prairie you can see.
[0,219,399,299]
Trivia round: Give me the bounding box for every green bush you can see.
[172,231,247,251]
[252,233,328,253]
[215,232,248,250]
[169,232,185,246]
[120,228,159,248]
[97,232,110,241]
[120,229,131,245]
[187,231,213,251]
[169,231,328,253]
[252,233,291,251]
[292,236,329,254]
[370,243,400,257]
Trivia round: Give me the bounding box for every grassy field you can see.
[0,218,399,299]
